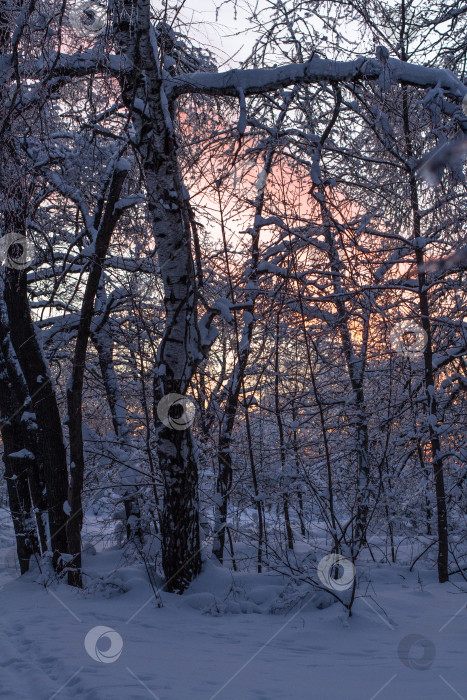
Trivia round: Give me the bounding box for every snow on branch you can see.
[165,56,467,103]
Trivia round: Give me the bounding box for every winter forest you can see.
[0,0,466,697]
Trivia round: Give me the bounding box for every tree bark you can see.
[67,158,129,586]
[92,292,142,541]
[112,1,213,591]
[0,334,45,573]
[3,265,70,559]
[401,86,449,583]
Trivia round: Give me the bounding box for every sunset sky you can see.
[176,0,257,66]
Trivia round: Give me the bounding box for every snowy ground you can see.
[0,509,466,700]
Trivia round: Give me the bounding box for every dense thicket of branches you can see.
[0,0,466,595]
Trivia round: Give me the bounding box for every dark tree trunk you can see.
[211,94,289,561]
[92,304,142,541]
[0,8,69,565]
[0,314,46,572]
[318,194,370,547]
[3,267,69,560]
[67,161,129,586]
[274,315,294,551]
[402,87,449,583]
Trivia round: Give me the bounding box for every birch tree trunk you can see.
[112,1,212,590]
